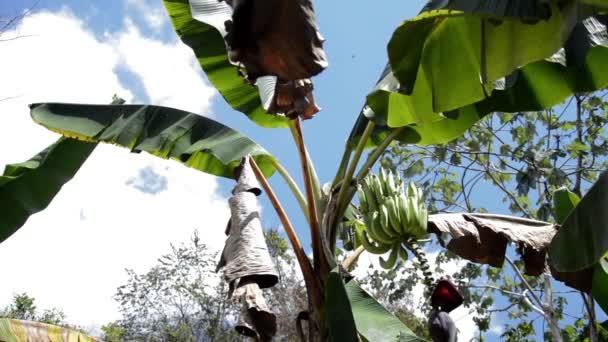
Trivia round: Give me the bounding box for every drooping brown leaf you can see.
[428,212,594,292]
[224,0,327,82]
[429,213,555,276]
[257,77,321,119]
[224,0,327,119]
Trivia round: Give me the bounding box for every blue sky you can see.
[0,0,603,340]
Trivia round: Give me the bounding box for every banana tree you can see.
[2,0,608,341]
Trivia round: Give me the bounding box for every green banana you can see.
[386,169,397,195]
[404,196,416,235]
[378,204,398,239]
[371,174,384,200]
[358,168,430,260]
[398,243,409,261]
[362,180,378,213]
[407,182,419,203]
[380,243,400,269]
[379,167,388,194]
[416,206,428,238]
[411,193,426,237]
[380,243,399,270]
[398,194,411,235]
[386,196,402,236]
[394,170,403,191]
[368,212,395,245]
[358,230,392,255]
[357,185,368,214]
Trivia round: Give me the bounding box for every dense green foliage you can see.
[380,93,608,340]
[101,230,307,341]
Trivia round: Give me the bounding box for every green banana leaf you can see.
[345,279,424,341]
[593,257,608,315]
[0,138,95,244]
[30,103,277,179]
[324,272,359,341]
[387,0,600,114]
[553,187,581,225]
[348,14,608,149]
[550,170,608,272]
[0,318,101,342]
[162,0,288,128]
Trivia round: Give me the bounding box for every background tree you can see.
[0,293,67,326]
[379,91,608,341]
[102,229,307,341]
[2,1,608,341]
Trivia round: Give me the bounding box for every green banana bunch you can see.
[356,167,429,269]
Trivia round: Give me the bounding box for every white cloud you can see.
[0,9,224,328]
[125,0,167,32]
[489,323,504,336]
[110,19,216,114]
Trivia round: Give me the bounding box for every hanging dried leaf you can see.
[224,0,327,82]
[428,213,555,276]
[428,213,594,292]
[216,156,278,339]
[217,158,278,289]
[234,282,277,341]
[232,155,262,195]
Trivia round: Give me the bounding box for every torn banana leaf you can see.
[0,318,101,342]
[0,137,95,244]
[30,103,276,179]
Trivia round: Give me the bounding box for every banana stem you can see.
[406,239,434,297]
[289,121,323,212]
[332,144,353,187]
[342,245,365,271]
[290,119,330,278]
[334,120,375,214]
[272,159,310,224]
[248,157,323,311]
[355,127,404,182]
